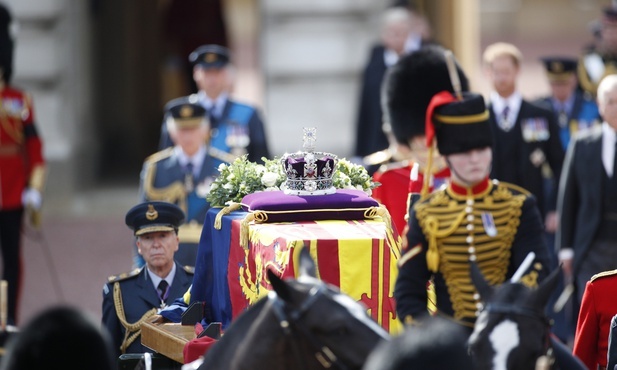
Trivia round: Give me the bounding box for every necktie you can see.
[184,162,194,192]
[157,280,169,302]
[500,106,512,131]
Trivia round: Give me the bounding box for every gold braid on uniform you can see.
[142,155,188,214]
[415,181,525,322]
[113,282,158,353]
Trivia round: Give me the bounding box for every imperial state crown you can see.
[280,127,338,195]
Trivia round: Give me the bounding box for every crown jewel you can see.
[280,127,338,195]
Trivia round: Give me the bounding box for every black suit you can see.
[354,44,390,158]
[489,100,565,218]
[557,126,605,279]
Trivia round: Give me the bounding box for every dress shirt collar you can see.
[174,145,207,177]
[198,91,228,119]
[490,91,522,119]
[602,122,617,176]
[146,262,176,293]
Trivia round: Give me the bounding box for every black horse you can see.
[468,264,585,370]
[197,247,390,370]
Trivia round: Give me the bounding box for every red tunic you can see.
[0,86,44,210]
[372,164,449,235]
[573,270,617,370]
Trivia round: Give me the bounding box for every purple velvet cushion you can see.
[241,189,379,222]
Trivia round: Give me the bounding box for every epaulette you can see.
[183,265,195,274]
[363,150,393,166]
[493,180,531,196]
[107,268,141,283]
[144,148,174,164]
[590,269,617,282]
[377,159,411,173]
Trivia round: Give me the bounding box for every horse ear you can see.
[298,245,317,279]
[268,268,292,302]
[469,262,494,302]
[529,266,563,310]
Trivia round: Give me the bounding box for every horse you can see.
[468,263,585,370]
[196,247,390,370]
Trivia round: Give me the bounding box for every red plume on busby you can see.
[0,3,13,84]
[382,44,469,146]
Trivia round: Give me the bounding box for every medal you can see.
[482,212,497,237]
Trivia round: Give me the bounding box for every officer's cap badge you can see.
[180,105,193,118]
[146,204,158,221]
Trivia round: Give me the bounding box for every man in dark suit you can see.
[354,7,428,170]
[102,201,194,358]
[558,74,617,304]
[158,44,269,166]
[483,42,565,238]
[137,101,218,267]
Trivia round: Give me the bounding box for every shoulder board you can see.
[144,148,174,164]
[590,269,617,282]
[494,180,531,196]
[182,265,195,274]
[107,268,141,283]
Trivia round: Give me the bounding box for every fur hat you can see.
[382,44,469,145]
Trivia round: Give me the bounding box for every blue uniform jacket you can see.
[101,263,194,358]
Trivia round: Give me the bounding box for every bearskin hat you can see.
[0,3,13,84]
[382,44,469,145]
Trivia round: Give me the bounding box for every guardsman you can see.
[535,56,600,150]
[394,91,551,330]
[158,44,270,166]
[573,269,617,370]
[0,3,45,325]
[578,6,617,97]
[138,101,217,267]
[102,201,194,358]
[372,44,466,235]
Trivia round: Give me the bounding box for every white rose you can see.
[227,174,235,181]
[261,172,279,187]
[223,183,234,190]
[218,163,227,172]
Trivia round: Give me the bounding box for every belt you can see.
[0,145,21,156]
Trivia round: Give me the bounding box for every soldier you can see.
[578,6,617,97]
[158,44,270,166]
[394,91,551,330]
[535,56,600,150]
[373,44,467,235]
[572,269,617,370]
[102,201,194,358]
[137,101,217,267]
[0,3,45,325]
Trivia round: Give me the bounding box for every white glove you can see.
[22,188,42,210]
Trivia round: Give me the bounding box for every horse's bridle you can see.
[269,285,351,370]
[484,303,555,369]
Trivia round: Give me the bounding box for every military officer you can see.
[535,56,600,150]
[102,201,194,358]
[158,44,270,166]
[0,3,45,325]
[137,101,217,267]
[578,6,617,97]
[394,91,551,330]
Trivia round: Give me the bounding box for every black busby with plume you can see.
[0,3,13,84]
[382,44,469,146]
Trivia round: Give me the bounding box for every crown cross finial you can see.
[303,127,317,152]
